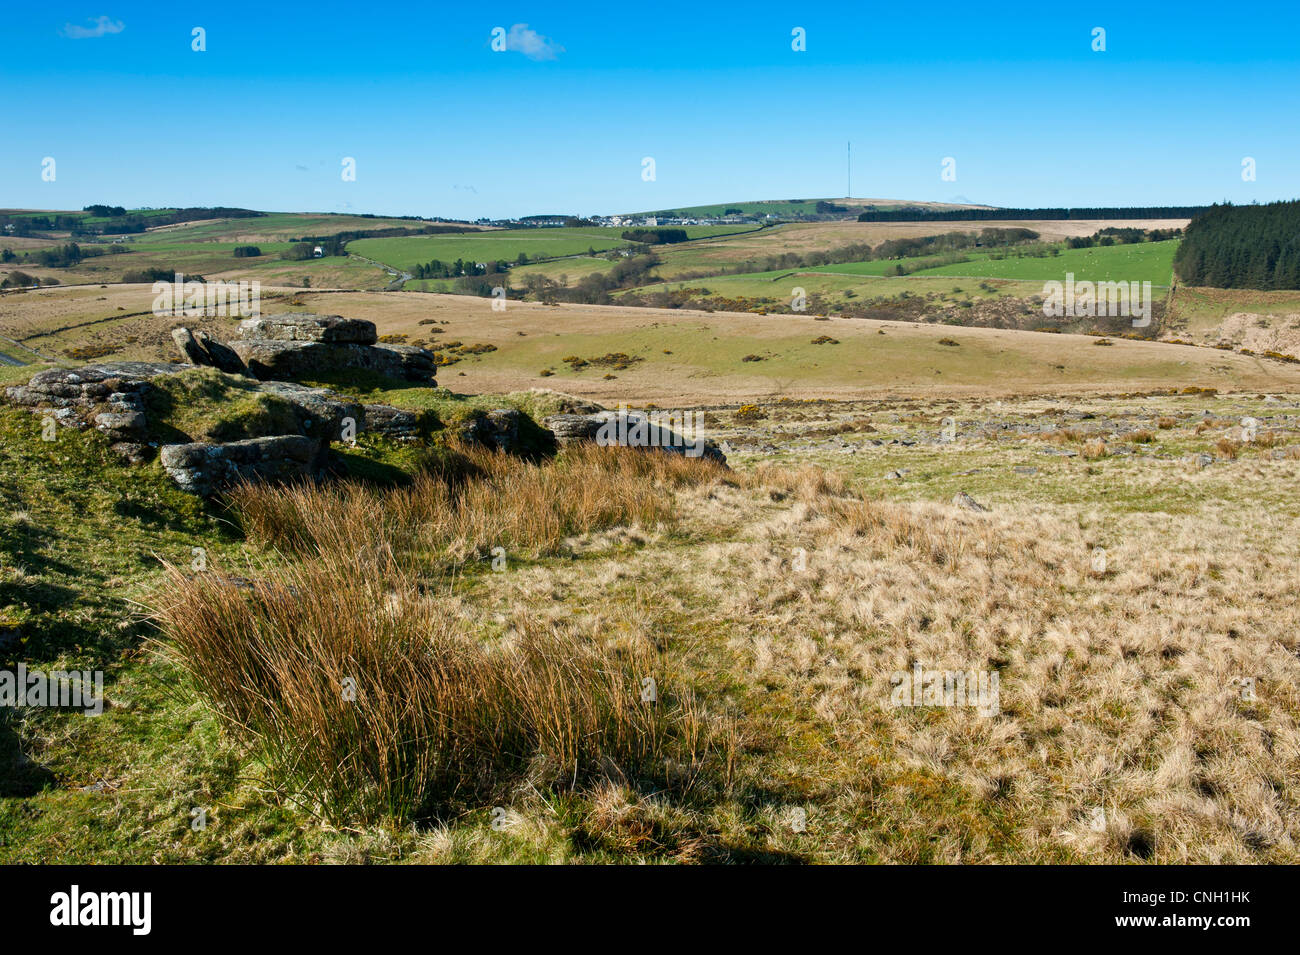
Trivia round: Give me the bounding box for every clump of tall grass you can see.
[153,442,732,824]
[1042,427,1084,445]
[1082,438,1109,460]
[742,462,850,500]
[153,561,721,824]
[816,496,971,567]
[227,442,726,572]
[1215,438,1242,460]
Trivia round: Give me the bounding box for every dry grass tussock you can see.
[152,443,732,825]
[677,473,1300,862]
[227,441,726,571]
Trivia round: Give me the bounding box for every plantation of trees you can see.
[620,228,689,244]
[1173,201,1300,289]
[412,258,503,279]
[858,206,1210,222]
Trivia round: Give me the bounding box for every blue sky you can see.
[2,1,1297,219]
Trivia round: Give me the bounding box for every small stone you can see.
[952,491,989,513]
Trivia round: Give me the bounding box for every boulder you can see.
[5,362,186,410]
[4,361,368,488]
[171,327,209,366]
[237,314,377,344]
[159,435,319,496]
[459,408,525,453]
[227,313,436,384]
[252,380,363,444]
[542,410,726,465]
[93,410,148,442]
[195,330,247,374]
[363,404,422,441]
[542,413,602,445]
[456,408,557,458]
[231,340,435,384]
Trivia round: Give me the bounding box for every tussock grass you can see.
[154,562,720,824]
[1042,427,1084,445]
[1082,438,1109,460]
[741,461,850,500]
[1215,438,1242,460]
[152,443,732,825]
[682,459,1300,862]
[228,442,726,571]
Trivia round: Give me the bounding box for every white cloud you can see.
[62,16,125,39]
[505,24,563,61]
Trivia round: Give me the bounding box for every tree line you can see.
[2,242,127,269]
[621,228,689,244]
[857,206,1210,222]
[411,258,505,279]
[0,207,262,237]
[1173,200,1300,289]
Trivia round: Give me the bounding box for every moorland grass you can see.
[153,443,733,825]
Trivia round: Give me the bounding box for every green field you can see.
[508,256,620,286]
[626,270,1038,304]
[125,213,432,243]
[353,225,762,275]
[912,239,1179,285]
[351,229,633,271]
[809,254,974,277]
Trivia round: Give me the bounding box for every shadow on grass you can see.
[0,712,56,798]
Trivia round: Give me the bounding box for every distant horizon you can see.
[5,195,1273,224]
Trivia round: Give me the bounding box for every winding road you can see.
[347,253,411,291]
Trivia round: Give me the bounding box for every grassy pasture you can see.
[809,254,984,277]
[915,239,1179,285]
[0,240,391,291]
[353,225,765,275]
[124,212,446,243]
[648,220,1188,281]
[506,256,621,286]
[634,240,1179,310]
[628,269,1038,304]
[11,286,1300,404]
[254,291,1300,402]
[351,230,632,272]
